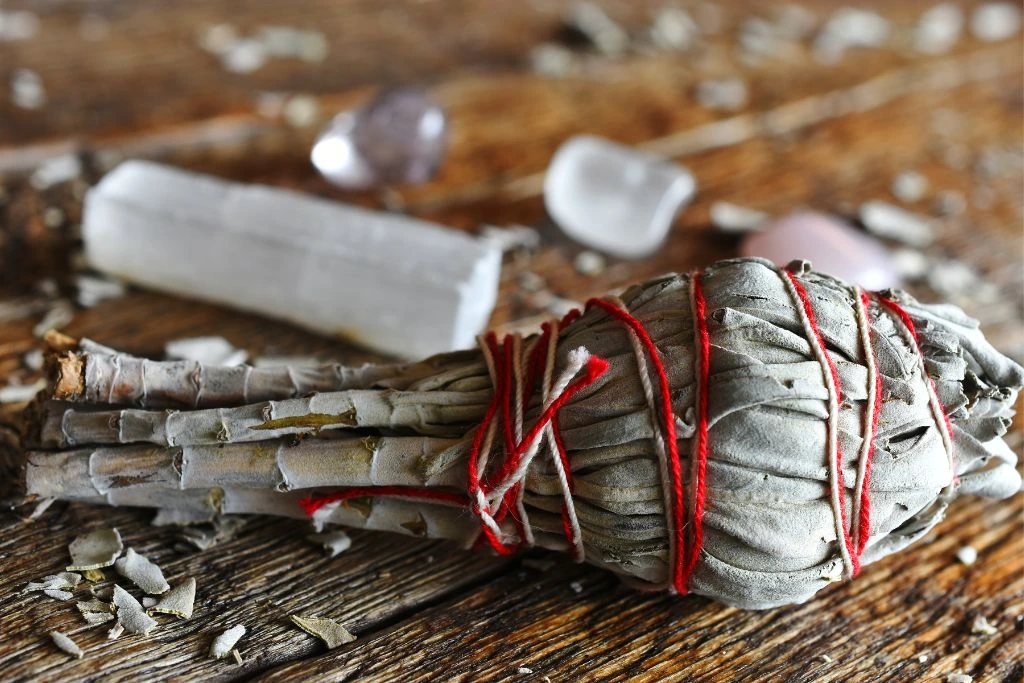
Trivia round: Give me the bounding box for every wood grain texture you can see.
[0,0,1021,680]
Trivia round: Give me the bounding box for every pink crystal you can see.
[312,88,448,189]
[740,210,900,290]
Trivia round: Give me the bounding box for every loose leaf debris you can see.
[149,578,197,619]
[210,624,246,659]
[289,615,356,649]
[115,548,170,594]
[112,585,157,636]
[77,598,116,625]
[970,616,999,636]
[67,528,123,571]
[23,572,82,602]
[50,631,84,659]
[305,531,352,558]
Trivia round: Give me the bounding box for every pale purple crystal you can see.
[740,210,900,290]
[312,88,448,189]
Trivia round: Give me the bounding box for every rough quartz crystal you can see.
[544,136,696,258]
[312,87,448,189]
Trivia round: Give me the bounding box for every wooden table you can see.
[1,2,1021,681]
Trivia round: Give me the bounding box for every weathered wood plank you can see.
[0,1,1021,681]
[255,490,1024,683]
[0,504,510,682]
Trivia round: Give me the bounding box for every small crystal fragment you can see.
[859,201,935,247]
[890,249,929,281]
[149,578,197,619]
[10,68,45,110]
[710,201,769,233]
[649,8,699,51]
[289,615,356,649]
[915,4,963,54]
[891,171,929,203]
[568,3,629,55]
[165,337,248,367]
[114,548,170,595]
[573,251,606,276]
[222,38,267,73]
[30,154,83,190]
[50,631,84,659]
[740,211,900,290]
[947,674,973,683]
[956,545,978,565]
[210,624,247,659]
[544,136,696,258]
[814,8,889,63]
[517,666,534,675]
[107,623,125,640]
[67,528,123,571]
[112,585,158,635]
[695,78,749,112]
[530,43,573,77]
[312,88,448,189]
[76,275,127,308]
[480,224,542,253]
[970,3,1021,42]
[283,95,320,128]
[0,379,45,404]
[0,10,40,42]
[306,531,352,558]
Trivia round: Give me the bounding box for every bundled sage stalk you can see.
[23,258,1022,609]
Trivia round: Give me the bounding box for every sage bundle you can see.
[23,258,1022,609]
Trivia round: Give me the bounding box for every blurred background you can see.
[0,1,1021,680]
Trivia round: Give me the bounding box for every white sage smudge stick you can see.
[22,258,1023,610]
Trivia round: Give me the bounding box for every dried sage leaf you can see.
[289,615,356,649]
[112,585,157,635]
[67,528,123,571]
[50,631,84,659]
[149,578,196,620]
[114,548,170,594]
[210,624,246,659]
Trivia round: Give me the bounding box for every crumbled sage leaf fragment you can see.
[77,598,115,625]
[289,615,356,649]
[305,530,352,558]
[23,572,82,602]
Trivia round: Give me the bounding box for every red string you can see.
[681,272,711,591]
[585,298,688,594]
[874,295,955,446]
[298,486,468,516]
[856,291,883,557]
[300,326,609,557]
[784,271,859,576]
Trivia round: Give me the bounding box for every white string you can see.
[851,289,878,552]
[608,294,678,590]
[780,269,856,579]
[468,331,589,555]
